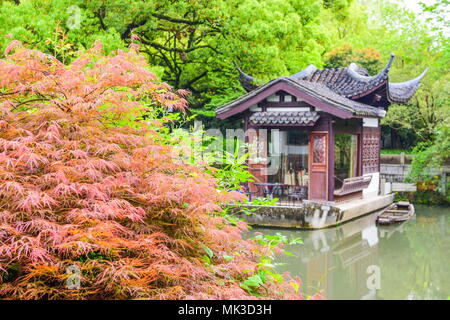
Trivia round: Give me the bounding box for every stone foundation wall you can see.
[231,202,342,229]
[231,194,393,229]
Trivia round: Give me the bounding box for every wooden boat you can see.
[376,201,415,225]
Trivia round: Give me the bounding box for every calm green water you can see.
[252,205,450,300]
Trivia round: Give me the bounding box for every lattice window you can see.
[361,128,380,174]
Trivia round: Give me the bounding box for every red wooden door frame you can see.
[308,131,329,201]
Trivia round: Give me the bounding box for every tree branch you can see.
[11,98,50,110]
[184,68,220,88]
[151,13,202,26]
[140,37,218,54]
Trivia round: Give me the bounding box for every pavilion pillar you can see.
[308,116,334,202]
[328,118,335,202]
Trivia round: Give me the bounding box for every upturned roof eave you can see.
[387,68,428,104]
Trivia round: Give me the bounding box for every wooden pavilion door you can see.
[308,132,329,201]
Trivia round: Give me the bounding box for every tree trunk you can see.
[391,128,401,149]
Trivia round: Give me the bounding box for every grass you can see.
[380,149,415,155]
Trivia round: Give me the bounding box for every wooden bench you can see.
[334,175,372,203]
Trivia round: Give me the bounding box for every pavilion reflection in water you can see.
[262,211,408,299]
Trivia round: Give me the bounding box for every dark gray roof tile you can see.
[388,69,428,104]
[290,55,395,99]
[216,77,386,118]
[249,111,320,125]
[217,55,426,120]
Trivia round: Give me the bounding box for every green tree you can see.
[324,44,383,74]
[0,0,125,62]
[324,0,449,150]
[78,0,342,110]
[0,0,355,116]
[408,123,450,197]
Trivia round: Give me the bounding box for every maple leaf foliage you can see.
[0,41,303,300]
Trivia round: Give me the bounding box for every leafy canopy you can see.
[0,0,354,111]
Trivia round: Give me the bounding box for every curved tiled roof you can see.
[249,111,320,125]
[237,54,426,106]
[294,79,386,117]
[218,55,425,120]
[216,77,386,118]
[289,54,395,99]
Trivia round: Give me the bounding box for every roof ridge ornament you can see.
[383,53,395,74]
[346,53,395,84]
[289,64,317,81]
[370,52,395,84]
[347,63,370,76]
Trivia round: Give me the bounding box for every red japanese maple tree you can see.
[0,42,303,299]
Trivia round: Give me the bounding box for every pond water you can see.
[252,205,450,300]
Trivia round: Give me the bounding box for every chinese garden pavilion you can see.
[216,54,426,204]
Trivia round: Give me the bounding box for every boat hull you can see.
[376,202,415,225]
